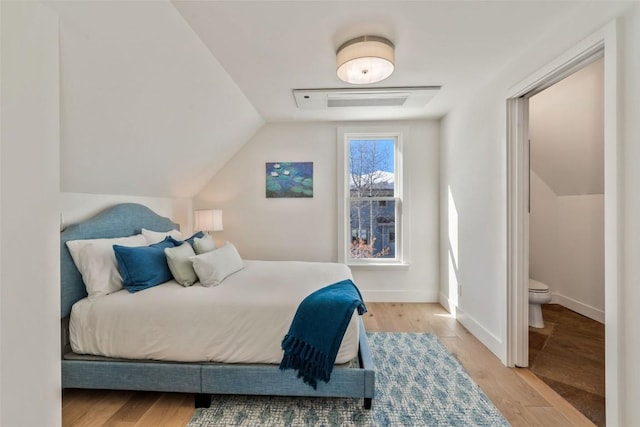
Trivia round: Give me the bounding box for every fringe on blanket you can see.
[280,335,330,389]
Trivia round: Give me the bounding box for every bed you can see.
[61,203,375,409]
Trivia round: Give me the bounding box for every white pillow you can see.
[141,228,182,244]
[66,234,148,300]
[193,234,216,255]
[191,242,244,287]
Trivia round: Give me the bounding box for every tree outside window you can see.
[348,138,398,261]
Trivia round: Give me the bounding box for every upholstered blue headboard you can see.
[60,203,180,318]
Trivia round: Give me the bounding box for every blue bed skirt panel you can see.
[201,321,375,399]
[62,320,375,401]
[62,360,201,393]
[201,364,365,397]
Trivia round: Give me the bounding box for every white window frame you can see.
[337,127,407,268]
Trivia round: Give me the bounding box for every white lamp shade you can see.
[337,36,395,85]
[194,209,223,232]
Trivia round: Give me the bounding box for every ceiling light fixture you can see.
[336,36,395,85]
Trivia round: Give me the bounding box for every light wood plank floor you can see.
[62,303,595,426]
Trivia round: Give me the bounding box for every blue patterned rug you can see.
[187,332,510,426]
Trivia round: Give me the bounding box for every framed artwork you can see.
[266,162,313,198]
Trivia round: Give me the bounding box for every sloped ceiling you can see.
[51,1,264,198]
[48,1,627,198]
[530,58,604,196]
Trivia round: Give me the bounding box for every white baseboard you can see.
[439,293,505,363]
[438,293,457,318]
[434,292,604,367]
[361,289,439,303]
[456,307,506,363]
[551,293,605,324]
[372,291,506,363]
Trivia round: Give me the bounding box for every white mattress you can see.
[70,260,360,364]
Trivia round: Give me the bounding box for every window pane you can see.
[349,199,396,259]
[349,138,395,197]
[341,132,401,265]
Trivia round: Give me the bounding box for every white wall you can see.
[195,120,440,302]
[530,173,605,321]
[439,84,507,358]
[556,194,604,320]
[440,3,639,423]
[0,3,61,426]
[529,172,558,291]
[61,193,192,235]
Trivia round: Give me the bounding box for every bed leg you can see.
[364,398,372,410]
[194,393,211,408]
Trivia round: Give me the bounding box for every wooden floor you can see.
[529,304,605,426]
[62,303,596,426]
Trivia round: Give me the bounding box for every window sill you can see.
[346,263,410,271]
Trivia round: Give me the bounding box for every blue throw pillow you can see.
[113,237,177,293]
[169,231,205,248]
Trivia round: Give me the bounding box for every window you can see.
[338,129,404,266]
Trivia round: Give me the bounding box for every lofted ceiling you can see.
[173,0,614,122]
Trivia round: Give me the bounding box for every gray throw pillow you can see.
[191,242,244,287]
[193,234,216,255]
[164,243,198,286]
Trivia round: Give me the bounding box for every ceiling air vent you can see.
[293,86,440,110]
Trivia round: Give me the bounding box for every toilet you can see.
[529,279,551,328]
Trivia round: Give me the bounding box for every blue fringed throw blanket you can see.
[279,279,367,389]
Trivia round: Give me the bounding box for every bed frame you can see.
[60,203,375,409]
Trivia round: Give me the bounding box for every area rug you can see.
[187,332,510,426]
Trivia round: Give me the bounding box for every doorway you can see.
[527,57,605,426]
[506,22,621,427]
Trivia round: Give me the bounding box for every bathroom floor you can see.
[529,304,605,427]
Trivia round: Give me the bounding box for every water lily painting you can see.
[266,162,313,198]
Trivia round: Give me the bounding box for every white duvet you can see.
[70,260,360,364]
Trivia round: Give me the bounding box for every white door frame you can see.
[505,21,620,425]
[506,97,530,368]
